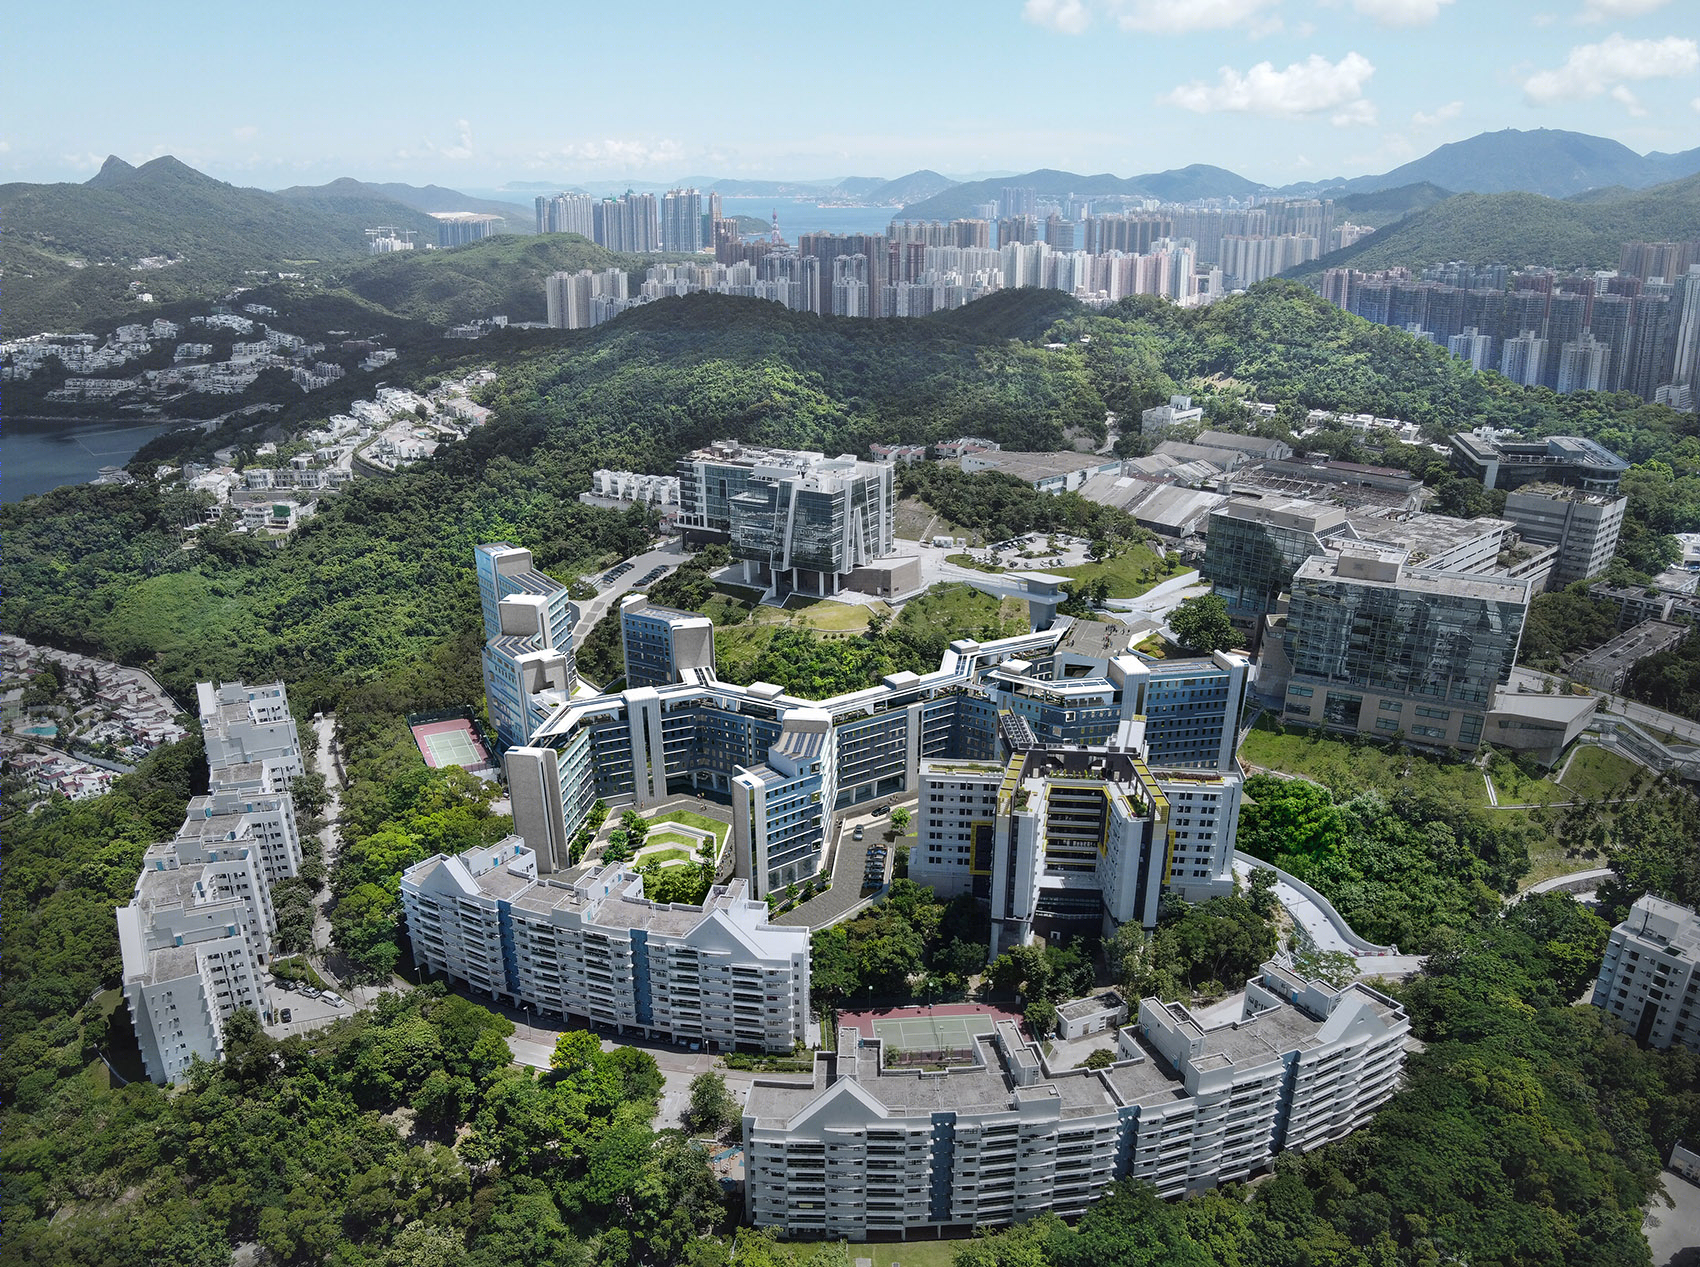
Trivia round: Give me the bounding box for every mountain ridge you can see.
[1284,172,1700,280]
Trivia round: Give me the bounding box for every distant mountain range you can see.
[277,178,533,226]
[1283,129,1700,200]
[1,156,448,335]
[1286,173,1700,280]
[898,165,1265,221]
[6,129,1698,337]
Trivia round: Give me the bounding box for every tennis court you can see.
[411,718,493,774]
[873,1013,1000,1053]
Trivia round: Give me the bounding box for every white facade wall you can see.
[197,680,305,778]
[1592,896,1700,1051]
[745,967,1408,1236]
[401,849,811,1052]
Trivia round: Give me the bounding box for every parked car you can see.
[300,987,322,1000]
[852,825,865,840]
[280,1008,293,1023]
[322,991,347,1009]
[274,978,294,992]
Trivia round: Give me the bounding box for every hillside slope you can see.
[277,177,531,227]
[317,233,646,325]
[1332,128,1700,198]
[900,164,1264,221]
[0,156,443,335]
[1287,174,1700,278]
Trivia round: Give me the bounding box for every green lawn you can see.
[896,584,1028,643]
[1521,830,1608,889]
[1556,745,1640,801]
[752,598,886,632]
[1237,722,1651,891]
[1239,719,1489,805]
[647,809,729,866]
[844,1237,974,1266]
[1055,544,1182,599]
[635,846,692,866]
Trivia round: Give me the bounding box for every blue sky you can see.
[2,0,1695,191]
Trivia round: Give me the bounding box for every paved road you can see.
[1599,694,1700,746]
[1232,856,1425,978]
[1643,1167,1700,1267]
[573,539,692,640]
[781,800,913,929]
[1508,667,1700,747]
[264,714,383,1038]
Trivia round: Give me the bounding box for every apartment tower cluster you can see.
[1318,254,1700,408]
[118,682,306,1083]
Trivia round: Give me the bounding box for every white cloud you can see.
[1611,84,1648,114]
[1164,51,1377,124]
[1524,33,1699,103]
[1348,0,1452,25]
[1022,0,1091,33]
[233,125,258,141]
[1411,100,1463,126]
[1578,0,1670,22]
[429,119,475,161]
[1021,0,1279,34]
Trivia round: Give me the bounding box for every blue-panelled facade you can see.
[1133,657,1250,771]
[476,543,578,751]
[489,544,1251,903]
[621,598,716,690]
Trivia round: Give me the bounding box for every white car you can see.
[321,991,347,1009]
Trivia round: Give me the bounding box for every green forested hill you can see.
[316,233,646,326]
[1332,181,1454,228]
[1,156,445,335]
[6,282,1700,1267]
[1288,173,1700,277]
[276,176,531,225]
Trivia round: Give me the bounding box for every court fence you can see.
[406,707,501,781]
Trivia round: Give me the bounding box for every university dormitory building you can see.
[118,681,305,1083]
[399,840,815,1053]
[1592,896,1700,1052]
[494,562,1250,909]
[743,962,1410,1238]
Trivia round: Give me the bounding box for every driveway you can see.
[573,539,693,644]
[780,800,913,929]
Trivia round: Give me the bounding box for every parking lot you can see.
[264,977,356,1038]
[780,801,912,929]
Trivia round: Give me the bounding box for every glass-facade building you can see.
[1201,498,1352,629]
[676,441,894,597]
[476,543,577,750]
[1282,547,1531,751]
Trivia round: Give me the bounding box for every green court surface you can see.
[873,1014,999,1052]
[424,729,483,766]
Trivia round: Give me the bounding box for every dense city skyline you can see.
[4,0,1696,190]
